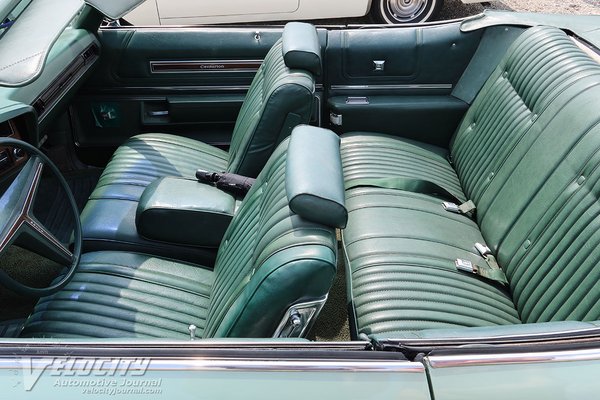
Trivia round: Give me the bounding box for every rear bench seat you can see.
[341,26,600,339]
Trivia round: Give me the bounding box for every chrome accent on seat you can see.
[442,201,461,213]
[273,297,327,338]
[455,259,476,274]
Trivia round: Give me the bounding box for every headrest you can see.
[282,22,322,76]
[286,126,347,229]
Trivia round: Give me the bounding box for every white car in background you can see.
[125,0,483,25]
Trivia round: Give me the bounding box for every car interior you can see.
[1,0,600,349]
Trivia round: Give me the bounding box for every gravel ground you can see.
[324,0,600,24]
[437,0,600,21]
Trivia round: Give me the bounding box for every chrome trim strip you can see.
[428,348,600,368]
[330,84,453,91]
[150,60,263,74]
[0,358,423,373]
[394,327,600,347]
[88,84,323,94]
[0,340,367,349]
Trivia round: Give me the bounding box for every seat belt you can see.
[345,177,476,217]
[455,243,508,285]
[345,177,464,204]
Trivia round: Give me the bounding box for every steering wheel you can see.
[0,138,81,297]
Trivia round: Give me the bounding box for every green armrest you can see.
[136,177,236,248]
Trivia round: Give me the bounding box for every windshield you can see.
[0,0,31,39]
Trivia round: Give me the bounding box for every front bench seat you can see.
[80,22,322,263]
[21,126,347,339]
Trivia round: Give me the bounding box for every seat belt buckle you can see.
[475,243,492,257]
[443,200,476,215]
[455,259,478,274]
[443,202,461,213]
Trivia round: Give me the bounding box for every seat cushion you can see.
[341,133,466,203]
[343,187,521,337]
[80,134,228,263]
[91,133,228,203]
[21,252,213,339]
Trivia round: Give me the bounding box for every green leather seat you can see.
[342,26,600,338]
[22,126,347,339]
[341,133,466,202]
[80,22,322,263]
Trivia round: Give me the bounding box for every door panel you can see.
[325,22,482,147]
[91,28,283,86]
[72,26,326,166]
[71,27,284,161]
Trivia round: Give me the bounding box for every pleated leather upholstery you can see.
[344,188,520,336]
[456,27,600,323]
[22,252,214,338]
[489,83,600,323]
[23,133,338,339]
[90,133,228,204]
[80,134,229,262]
[226,38,315,177]
[341,133,466,202]
[80,29,317,259]
[452,26,600,208]
[203,137,338,338]
[342,26,600,337]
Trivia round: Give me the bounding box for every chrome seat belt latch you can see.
[443,202,461,213]
[443,200,476,215]
[455,259,477,274]
[475,243,492,257]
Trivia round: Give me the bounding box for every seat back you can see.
[204,126,346,338]
[452,26,600,322]
[226,22,321,178]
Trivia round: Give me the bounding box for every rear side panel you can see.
[326,22,482,146]
[427,346,600,400]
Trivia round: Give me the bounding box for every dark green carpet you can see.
[309,238,351,341]
[0,245,63,322]
[0,169,99,325]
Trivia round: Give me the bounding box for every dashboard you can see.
[0,118,28,176]
[0,28,100,149]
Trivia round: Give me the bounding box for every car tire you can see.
[373,0,443,24]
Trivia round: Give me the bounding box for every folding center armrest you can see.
[136,177,238,248]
